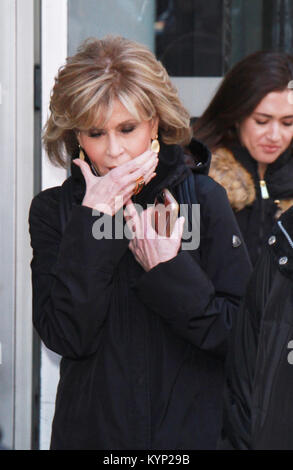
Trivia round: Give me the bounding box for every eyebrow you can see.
[89,119,139,130]
[254,112,293,119]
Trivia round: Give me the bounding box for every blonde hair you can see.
[43,36,191,168]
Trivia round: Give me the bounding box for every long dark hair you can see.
[193,51,293,150]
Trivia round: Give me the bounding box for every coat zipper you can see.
[259,180,269,199]
[278,220,293,250]
[257,179,269,257]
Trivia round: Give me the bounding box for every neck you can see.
[258,162,267,180]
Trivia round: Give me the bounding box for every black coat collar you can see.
[228,141,293,199]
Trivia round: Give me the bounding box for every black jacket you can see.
[210,144,293,266]
[219,206,293,449]
[29,140,252,450]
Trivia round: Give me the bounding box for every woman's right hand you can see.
[73,149,158,215]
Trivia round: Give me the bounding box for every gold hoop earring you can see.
[79,145,85,161]
[151,135,160,154]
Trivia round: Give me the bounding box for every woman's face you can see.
[77,99,158,175]
[238,89,293,165]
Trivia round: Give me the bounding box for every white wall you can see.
[40,0,67,450]
[0,0,34,450]
[171,77,222,118]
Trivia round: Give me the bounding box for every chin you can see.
[257,154,280,164]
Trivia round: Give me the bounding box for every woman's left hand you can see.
[124,200,185,272]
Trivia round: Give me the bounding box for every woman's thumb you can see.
[171,216,185,239]
[73,158,92,182]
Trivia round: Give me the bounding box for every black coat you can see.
[235,145,293,266]
[219,206,293,450]
[29,140,252,450]
[210,144,293,266]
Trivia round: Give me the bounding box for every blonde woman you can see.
[29,36,251,450]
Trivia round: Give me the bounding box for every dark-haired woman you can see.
[193,51,293,265]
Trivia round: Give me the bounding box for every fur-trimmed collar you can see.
[210,147,256,211]
[210,146,293,215]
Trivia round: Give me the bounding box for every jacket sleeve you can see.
[133,179,252,356]
[29,188,128,359]
[218,246,276,449]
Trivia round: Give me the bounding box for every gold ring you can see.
[133,176,145,195]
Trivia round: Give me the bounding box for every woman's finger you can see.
[170,216,185,240]
[126,149,157,174]
[143,168,157,185]
[124,200,141,238]
[111,150,158,182]
[143,205,157,238]
[121,157,158,190]
[137,157,158,182]
[128,240,139,260]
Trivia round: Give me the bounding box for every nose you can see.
[107,133,124,158]
[267,122,281,142]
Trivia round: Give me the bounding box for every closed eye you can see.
[87,124,137,137]
[255,120,268,125]
[88,129,105,138]
[121,126,136,134]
